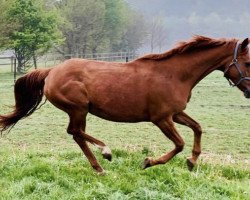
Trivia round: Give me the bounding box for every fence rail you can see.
[64,52,136,59]
[0,52,138,82]
[41,52,137,66]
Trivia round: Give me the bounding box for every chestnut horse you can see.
[1,36,250,174]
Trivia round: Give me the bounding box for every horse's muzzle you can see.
[244,90,250,98]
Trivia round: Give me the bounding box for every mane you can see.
[138,35,229,61]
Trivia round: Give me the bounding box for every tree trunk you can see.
[16,53,23,73]
[33,52,37,69]
[17,58,22,73]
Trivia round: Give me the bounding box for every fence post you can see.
[14,58,17,83]
[10,56,14,72]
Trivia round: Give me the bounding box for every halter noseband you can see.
[224,41,250,87]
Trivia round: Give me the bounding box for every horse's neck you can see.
[171,45,233,88]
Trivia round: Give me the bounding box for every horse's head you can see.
[223,38,250,98]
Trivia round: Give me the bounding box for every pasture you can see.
[0,66,249,199]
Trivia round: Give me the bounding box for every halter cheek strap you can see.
[224,41,250,87]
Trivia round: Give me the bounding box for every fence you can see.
[64,52,136,61]
[40,52,137,68]
[0,52,138,83]
[0,56,17,84]
[0,56,16,72]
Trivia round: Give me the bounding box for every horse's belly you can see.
[88,102,149,122]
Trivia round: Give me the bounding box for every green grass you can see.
[0,68,250,199]
[0,150,249,200]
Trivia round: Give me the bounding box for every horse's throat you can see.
[188,60,224,89]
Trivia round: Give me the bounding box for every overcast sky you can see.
[126,0,250,51]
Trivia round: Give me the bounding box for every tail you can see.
[0,68,51,133]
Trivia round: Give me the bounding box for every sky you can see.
[126,0,250,51]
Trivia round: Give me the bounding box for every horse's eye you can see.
[245,62,250,68]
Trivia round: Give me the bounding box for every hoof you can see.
[102,153,112,161]
[101,146,112,161]
[97,170,106,176]
[186,158,195,171]
[142,157,152,169]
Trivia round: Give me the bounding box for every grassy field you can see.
[0,66,249,199]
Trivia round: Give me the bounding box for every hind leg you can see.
[73,134,105,174]
[82,133,112,161]
[173,111,202,171]
[78,118,112,161]
[47,81,111,171]
[67,111,105,174]
[68,113,112,161]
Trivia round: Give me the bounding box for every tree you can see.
[118,11,147,53]
[0,0,16,49]
[1,0,63,72]
[58,0,107,57]
[102,0,128,52]
[57,0,146,56]
[148,16,168,53]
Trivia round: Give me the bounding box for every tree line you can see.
[0,0,167,72]
[58,0,147,56]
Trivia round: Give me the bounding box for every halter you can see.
[224,41,250,87]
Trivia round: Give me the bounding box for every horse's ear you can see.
[241,38,249,51]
